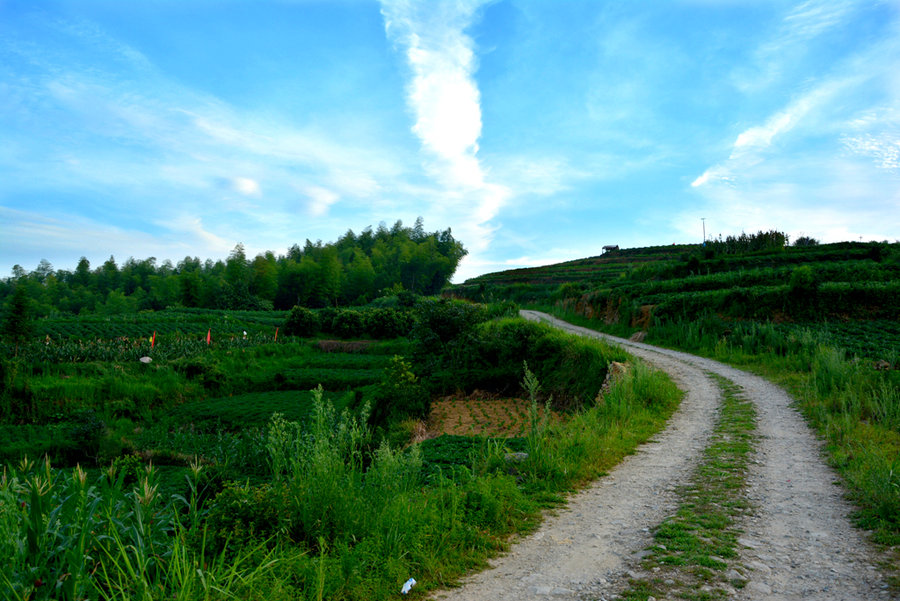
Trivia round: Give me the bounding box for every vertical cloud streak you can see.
[380,0,509,259]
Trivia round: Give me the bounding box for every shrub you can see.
[789,265,819,295]
[331,309,366,339]
[67,410,106,460]
[471,318,627,409]
[397,290,418,307]
[365,308,414,339]
[369,356,431,425]
[283,306,320,337]
[206,482,293,550]
[412,298,485,347]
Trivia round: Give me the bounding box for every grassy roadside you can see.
[619,375,757,601]
[542,305,900,587]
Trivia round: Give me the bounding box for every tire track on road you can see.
[524,311,893,600]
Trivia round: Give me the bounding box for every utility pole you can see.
[702,217,706,245]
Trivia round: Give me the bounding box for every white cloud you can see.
[380,0,511,257]
[381,1,485,182]
[301,185,340,217]
[162,215,233,253]
[0,206,223,270]
[842,133,900,170]
[690,171,710,188]
[692,75,854,188]
[782,0,856,41]
[231,177,261,196]
[733,0,861,92]
[684,153,900,245]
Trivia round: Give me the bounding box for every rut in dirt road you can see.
[430,311,893,600]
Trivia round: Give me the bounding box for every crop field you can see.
[0,296,693,600]
[32,307,287,340]
[452,240,900,326]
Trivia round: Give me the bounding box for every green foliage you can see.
[283,305,320,337]
[331,309,366,338]
[66,410,106,460]
[452,240,900,325]
[522,362,553,481]
[0,458,279,601]
[0,218,467,317]
[364,307,414,338]
[412,298,485,345]
[466,318,629,409]
[706,229,788,255]
[789,265,817,290]
[0,298,692,601]
[369,356,431,425]
[2,285,32,347]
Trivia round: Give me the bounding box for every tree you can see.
[179,271,202,307]
[96,256,120,294]
[342,250,375,304]
[99,290,136,315]
[73,256,92,288]
[225,244,250,288]
[250,252,278,302]
[34,259,54,283]
[2,284,32,349]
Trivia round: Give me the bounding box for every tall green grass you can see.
[2,357,682,600]
[0,457,280,601]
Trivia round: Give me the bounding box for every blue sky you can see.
[2,0,898,282]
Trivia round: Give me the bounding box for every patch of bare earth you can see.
[426,392,558,438]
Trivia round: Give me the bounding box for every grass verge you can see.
[619,375,757,601]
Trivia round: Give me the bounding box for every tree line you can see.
[0,219,467,316]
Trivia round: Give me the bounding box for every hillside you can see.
[451,238,900,357]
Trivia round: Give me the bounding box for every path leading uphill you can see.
[430,311,892,600]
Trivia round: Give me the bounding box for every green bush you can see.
[67,410,106,460]
[206,482,293,550]
[468,318,627,409]
[331,309,366,339]
[364,308,413,339]
[369,356,431,425]
[412,298,485,347]
[283,306,320,337]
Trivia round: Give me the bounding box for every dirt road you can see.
[430,311,892,600]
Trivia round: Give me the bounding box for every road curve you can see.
[431,311,892,600]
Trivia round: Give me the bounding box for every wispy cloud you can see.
[379,0,510,257]
[842,133,900,170]
[1,11,418,262]
[733,0,861,92]
[692,77,849,187]
[689,5,900,245]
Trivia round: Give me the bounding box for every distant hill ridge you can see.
[450,238,900,326]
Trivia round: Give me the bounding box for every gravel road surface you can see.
[430,311,893,600]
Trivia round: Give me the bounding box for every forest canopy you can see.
[1,218,467,315]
